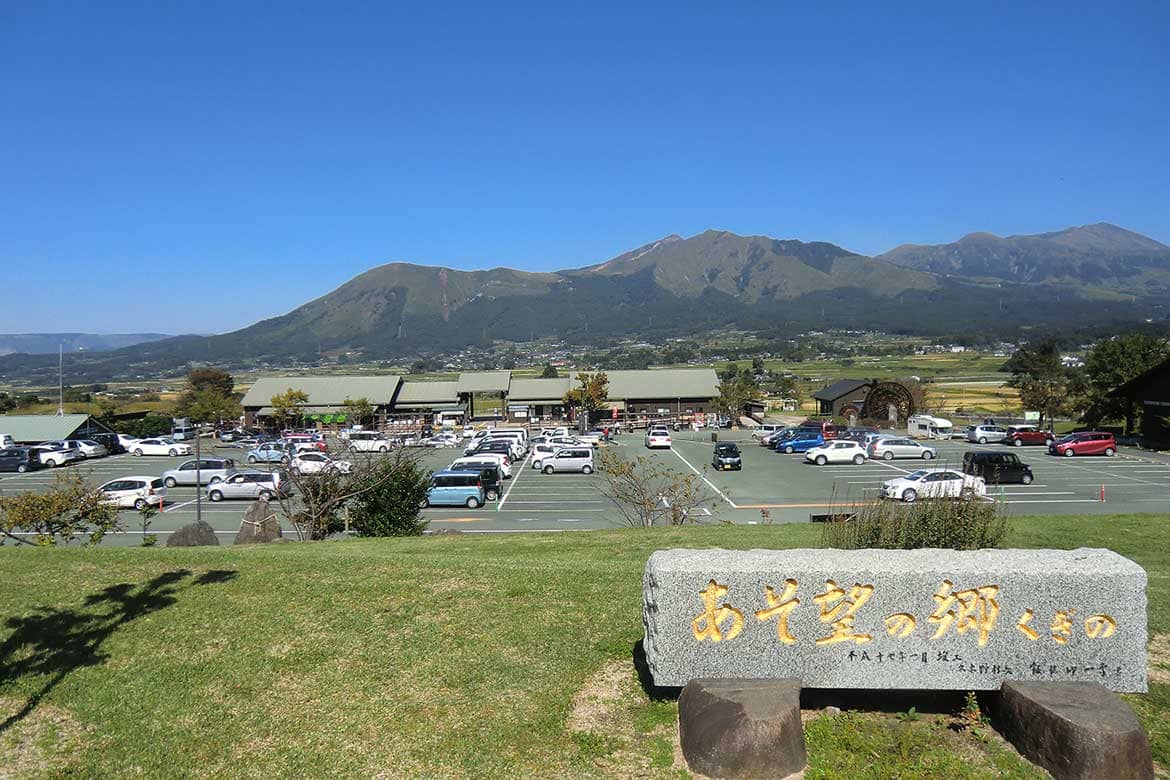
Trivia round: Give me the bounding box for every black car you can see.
[448,463,503,500]
[87,432,125,455]
[840,426,879,442]
[962,451,1033,484]
[712,442,742,470]
[0,447,42,473]
[468,440,512,460]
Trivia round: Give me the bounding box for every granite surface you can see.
[642,548,1147,691]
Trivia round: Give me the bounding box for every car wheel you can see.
[133,498,147,511]
[132,449,142,456]
[379,446,388,453]
[784,445,794,454]
[1104,448,1116,457]
[1021,473,1033,485]
[247,455,258,464]
[543,465,554,474]
[466,496,481,509]
[883,451,894,460]
[420,497,430,508]
[852,454,864,465]
[1013,439,1023,447]
[46,458,59,468]
[582,465,593,474]
[959,487,975,500]
[1064,449,1075,457]
[209,490,224,502]
[209,476,222,484]
[902,489,918,503]
[922,451,934,460]
[164,477,177,488]
[1045,439,1054,447]
[168,449,177,457]
[815,455,827,466]
[16,464,27,473]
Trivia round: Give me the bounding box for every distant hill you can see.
[2,225,1168,383]
[0,332,172,357]
[878,223,1170,293]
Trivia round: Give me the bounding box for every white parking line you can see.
[496,453,530,510]
[164,499,198,513]
[671,448,738,509]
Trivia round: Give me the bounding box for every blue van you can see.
[774,429,824,454]
[423,470,486,509]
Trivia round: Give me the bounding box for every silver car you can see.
[160,458,237,487]
[74,439,109,458]
[206,471,289,502]
[868,437,937,461]
[540,447,594,474]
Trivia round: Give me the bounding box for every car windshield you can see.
[904,470,928,481]
[716,445,739,455]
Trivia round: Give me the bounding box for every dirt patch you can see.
[567,660,635,734]
[0,697,89,779]
[1149,634,1170,685]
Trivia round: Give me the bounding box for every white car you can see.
[454,451,512,478]
[645,427,672,449]
[427,432,461,448]
[752,424,784,440]
[882,469,987,503]
[290,452,352,475]
[530,443,566,469]
[130,438,193,457]
[348,431,392,453]
[96,476,167,510]
[31,445,84,468]
[540,427,570,438]
[116,434,139,449]
[805,440,868,466]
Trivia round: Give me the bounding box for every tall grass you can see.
[820,498,1011,550]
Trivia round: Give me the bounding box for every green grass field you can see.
[2,517,1165,778]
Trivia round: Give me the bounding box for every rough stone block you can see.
[678,678,805,779]
[165,520,221,547]
[995,680,1153,779]
[234,501,283,544]
[643,548,1147,691]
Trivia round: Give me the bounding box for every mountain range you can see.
[2,223,1168,383]
[0,333,172,357]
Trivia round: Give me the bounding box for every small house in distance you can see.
[812,379,874,417]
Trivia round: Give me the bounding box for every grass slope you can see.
[0,516,1166,778]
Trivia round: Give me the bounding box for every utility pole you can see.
[195,429,203,524]
[56,344,64,416]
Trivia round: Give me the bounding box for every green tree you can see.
[174,388,242,426]
[270,388,310,428]
[187,367,235,396]
[1081,334,1170,433]
[563,371,609,415]
[1004,341,1067,427]
[716,373,762,418]
[342,397,376,427]
[540,363,559,378]
[347,455,430,537]
[1,471,120,546]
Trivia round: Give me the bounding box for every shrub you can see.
[347,456,430,537]
[820,498,1010,551]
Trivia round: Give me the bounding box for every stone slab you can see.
[679,678,805,779]
[995,681,1153,779]
[642,548,1146,691]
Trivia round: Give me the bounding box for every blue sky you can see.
[2,1,1168,333]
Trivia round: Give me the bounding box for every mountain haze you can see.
[879,223,1170,292]
[2,225,1168,383]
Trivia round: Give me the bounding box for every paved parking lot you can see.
[3,431,1168,544]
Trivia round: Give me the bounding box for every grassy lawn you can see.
[1,515,1166,778]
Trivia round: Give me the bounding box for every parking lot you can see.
[2,430,1168,544]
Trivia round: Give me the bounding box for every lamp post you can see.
[194,428,202,524]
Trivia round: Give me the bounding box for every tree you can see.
[597,449,715,527]
[187,367,235,396]
[1,472,120,546]
[540,363,560,378]
[563,371,609,415]
[1004,341,1067,427]
[342,397,376,427]
[1081,334,1170,433]
[270,388,309,429]
[347,453,431,536]
[716,373,762,419]
[174,388,241,426]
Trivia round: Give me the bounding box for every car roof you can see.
[104,475,160,482]
[433,469,479,477]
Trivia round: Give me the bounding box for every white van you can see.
[0,434,14,450]
[540,446,594,474]
[348,430,391,453]
[908,415,953,440]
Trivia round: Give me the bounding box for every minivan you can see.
[1049,432,1117,457]
[0,447,41,473]
[962,451,1034,484]
[447,462,503,500]
[423,470,486,508]
[540,447,594,474]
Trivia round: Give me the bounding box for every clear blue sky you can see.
[2,1,1168,333]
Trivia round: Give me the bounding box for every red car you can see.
[1049,432,1117,457]
[1006,425,1056,447]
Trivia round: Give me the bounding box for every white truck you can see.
[907,415,954,440]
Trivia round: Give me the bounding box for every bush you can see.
[820,498,1010,551]
[116,413,173,438]
[347,456,430,537]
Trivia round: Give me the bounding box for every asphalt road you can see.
[2,431,1167,545]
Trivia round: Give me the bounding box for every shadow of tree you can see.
[0,568,238,734]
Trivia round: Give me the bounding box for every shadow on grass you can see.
[632,640,682,702]
[0,568,237,734]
